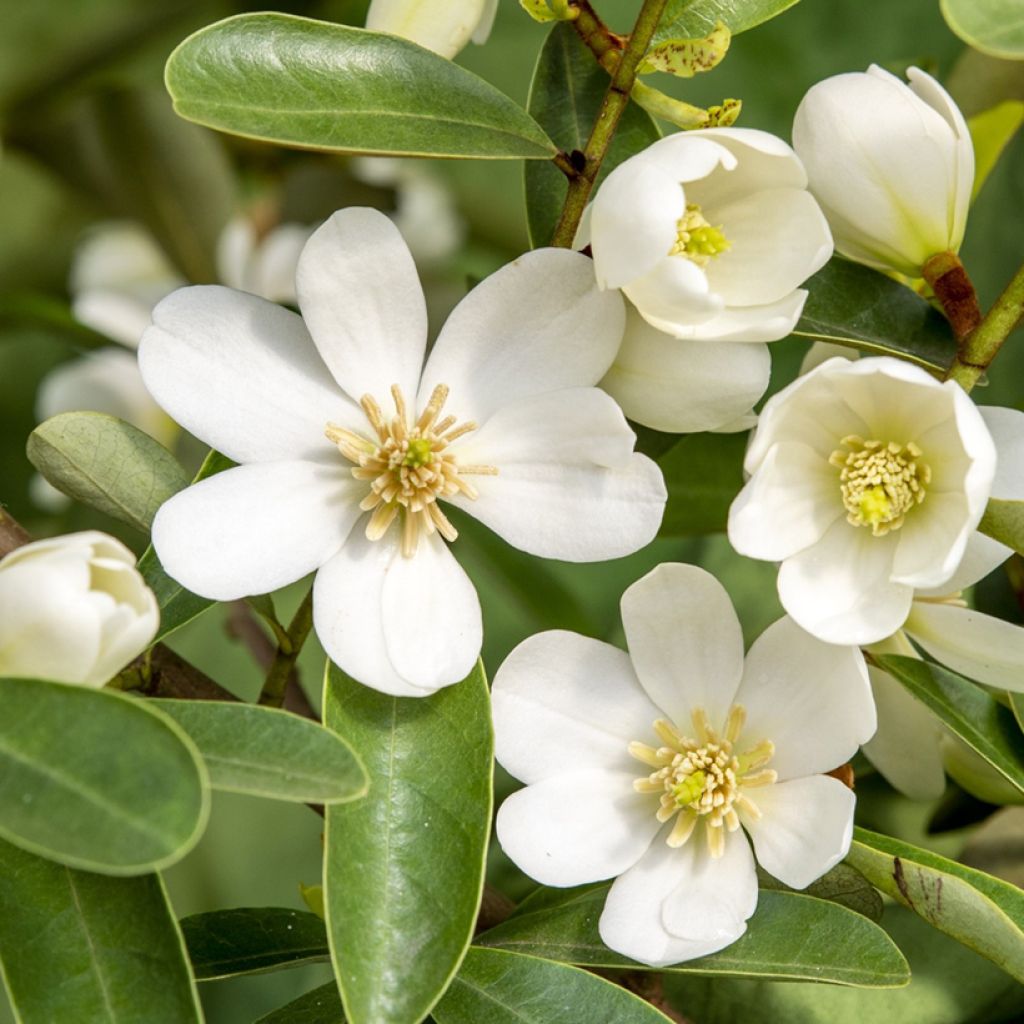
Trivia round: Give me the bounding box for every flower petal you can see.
[600,310,770,432]
[496,771,660,887]
[492,631,661,785]
[734,616,876,781]
[641,290,809,343]
[620,563,744,733]
[742,775,855,889]
[140,286,353,463]
[296,208,428,404]
[891,492,979,589]
[918,530,1011,596]
[152,460,363,601]
[419,249,626,425]
[981,405,1024,501]
[380,530,482,691]
[623,257,722,327]
[448,388,665,561]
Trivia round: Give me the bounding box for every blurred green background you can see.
[2,0,1023,1020]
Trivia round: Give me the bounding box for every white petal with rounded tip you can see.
[472,0,499,44]
[640,132,737,182]
[728,442,842,562]
[73,290,160,349]
[981,405,1024,501]
[891,493,977,589]
[799,341,856,376]
[250,224,311,304]
[492,631,661,785]
[296,208,427,404]
[778,519,913,645]
[862,662,945,800]
[685,127,807,205]
[496,771,660,887]
[313,530,436,698]
[599,829,753,966]
[420,249,626,426]
[623,257,722,327]
[621,564,744,733]
[140,286,354,463]
[366,0,490,58]
[380,530,482,691]
[152,460,363,601]
[448,388,665,561]
[734,616,876,781]
[215,218,255,292]
[742,776,855,889]
[600,311,770,433]
[643,290,809,343]
[918,530,1011,597]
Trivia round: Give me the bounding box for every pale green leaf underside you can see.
[655,0,802,45]
[941,0,1024,60]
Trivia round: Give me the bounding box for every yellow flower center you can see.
[829,434,931,536]
[629,704,776,858]
[669,203,731,267]
[326,383,497,558]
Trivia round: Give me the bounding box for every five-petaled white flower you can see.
[729,356,999,645]
[366,0,497,59]
[140,208,666,697]
[493,563,874,966]
[793,65,973,277]
[0,532,159,687]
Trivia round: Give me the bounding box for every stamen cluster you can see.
[669,203,731,267]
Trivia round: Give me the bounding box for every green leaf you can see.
[794,258,958,372]
[322,660,493,1024]
[26,412,188,533]
[255,982,343,1024]
[433,947,674,1024]
[758,862,884,921]
[524,22,661,247]
[149,699,368,804]
[658,432,746,536]
[181,907,330,981]
[970,100,1024,201]
[640,22,731,77]
[141,449,234,643]
[166,14,556,160]
[0,678,209,874]
[478,886,909,987]
[654,0,802,45]
[0,840,203,1023]
[941,0,1024,60]
[875,654,1024,796]
[979,496,1024,555]
[846,827,1024,983]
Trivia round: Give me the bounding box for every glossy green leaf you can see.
[970,100,1024,201]
[794,258,957,371]
[255,982,343,1024]
[654,0,801,45]
[941,0,1024,60]
[524,22,661,247]
[847,827,1024,983]
[166,14,556,160]
[323,660,493,1024]
[0,677,208,874]
[27,411,188,533]
[0,840,203,1023]
[141,449,234,643]
[181,907,330,981]
[875,654,1024,796]
[658,432,746,536]
[433,947,673,1024]
[478,886,909,987]
[979,496,1024,556]
[148,700,368,804]
[758,862,883,921]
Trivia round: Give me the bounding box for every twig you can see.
[258,588,315,708]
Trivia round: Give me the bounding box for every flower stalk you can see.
[258,587,315,708]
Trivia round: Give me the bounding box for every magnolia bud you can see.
[0,531,159,687]
[366,0,498,59]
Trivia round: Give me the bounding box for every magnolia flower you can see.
[139,208,665,697]
[0,532,158,687]
[579,128,832,343]
[366,0,498,59]
[493,563,874,966]
[729,356,1001,645]
[793,66,973,277]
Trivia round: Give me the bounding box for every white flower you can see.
[579,128,832,344]
[793,65,974,277]
[139,208,665,697]
[493,563,874,966]
[216,217,314,304]
[0,531,158,687]
[729,356,999,645]
[366,0,498,59]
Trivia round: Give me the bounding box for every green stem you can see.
[257,588,315,709]
[549,0,670,247]
[944,260,1024,392]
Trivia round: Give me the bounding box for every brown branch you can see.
[0,509,31,559]
[923,251,982,345]
[475,884,517,934]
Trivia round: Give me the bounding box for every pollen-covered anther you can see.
[829,434,931,535]
[326,382,497,557]
[669,202,731,267]
[629,704,777,858]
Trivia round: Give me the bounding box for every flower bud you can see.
[793,65,974,277]
[0,532,159,687]
[366,0,498,59]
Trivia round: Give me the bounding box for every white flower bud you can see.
[366,0,498,59]
[0,532,159,687]
[793,65,974,276]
